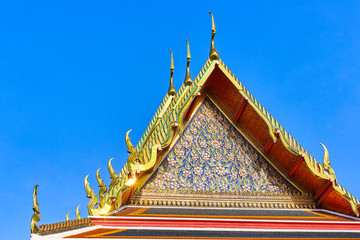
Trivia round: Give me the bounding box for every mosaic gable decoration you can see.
[30,13,360,239]
[141,98,299,195]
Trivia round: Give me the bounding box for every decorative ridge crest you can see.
[39,218,92,233]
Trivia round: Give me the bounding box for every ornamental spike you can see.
[30,185,40,234]
[208,11,219,60]
[75,205,81,220]
[65,212,70,222]
[184,39,193,86]
[168,49,176,96]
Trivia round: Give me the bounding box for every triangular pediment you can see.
[132,98,314,208]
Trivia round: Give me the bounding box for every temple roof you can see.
[31,12,360,239]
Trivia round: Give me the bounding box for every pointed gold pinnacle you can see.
[65,212,70,222]
[168,49,176,96]
[184,39,193,86]
[209,11,219,60]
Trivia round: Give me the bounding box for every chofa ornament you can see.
[30,185,40,234]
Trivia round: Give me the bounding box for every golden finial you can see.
[319,143,336,178]
[84,175,98,215]
[184,39,193,86]
[208,11,219,60]
[168,49,176,96]
[65,212,70,222]
[75,205,81,220]
[108,158,117,180]
[96,168,107,208]
[108,158,119,194]
[30,185,40,234]
[125,129,135,154]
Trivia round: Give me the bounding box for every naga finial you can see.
[125,129,135,154]
[168,49,176,96]
[319,143,336,178]
[108,158,119,194]
[108,158,118,180]
[31,185,40,234]
[65,212,70,222]
[84,175,99,216]
[75,205,81,220]
[208,11,219,60]
[184,39,193,86]
[96,168,107,208]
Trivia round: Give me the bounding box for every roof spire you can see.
[184,39,193,86]
[208,11,219,60]
[168,49,176,96]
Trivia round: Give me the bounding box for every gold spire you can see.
[30,185,40,234]
[209,11,219,60]
[65,212,70,222]
[168,49,176,96]
[75,205,81,220]
[184,39,193,86]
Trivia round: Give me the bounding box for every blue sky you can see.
[1,1,360,239]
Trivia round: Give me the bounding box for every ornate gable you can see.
[30,13,360,239]
[132,98,314,208]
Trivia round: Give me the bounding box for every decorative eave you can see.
[38,218,92,234]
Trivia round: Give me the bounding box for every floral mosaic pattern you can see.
[142,98,299,194]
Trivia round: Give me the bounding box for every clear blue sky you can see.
[1,1,360,239]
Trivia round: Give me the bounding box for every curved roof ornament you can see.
[209,11,219,60]
[30,185,40,234]
[65,212,70,222]
[168,49,176,96]
[75,205,81,220]
[319,142,336,178]
[96,168,107,208]
[184,39,193,86]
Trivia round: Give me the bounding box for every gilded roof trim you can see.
[88,57,359,218]
[216,59,360,216]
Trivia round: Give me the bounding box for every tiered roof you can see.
[30,12,360,240]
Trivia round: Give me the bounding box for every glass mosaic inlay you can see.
[141,98,299,194]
